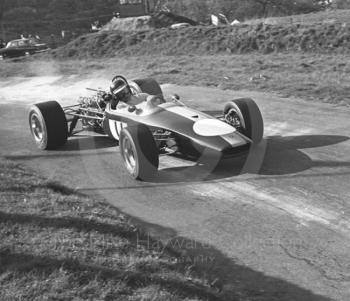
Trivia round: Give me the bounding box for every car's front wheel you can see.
[224,98,264,144]
[119,124,159,180]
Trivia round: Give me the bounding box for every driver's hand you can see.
[102,93,113,102]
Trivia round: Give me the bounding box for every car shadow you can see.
[152,134,349,183]
[0,209,334,301]
[60,135,118,151]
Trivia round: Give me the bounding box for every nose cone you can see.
[193,119,236,136]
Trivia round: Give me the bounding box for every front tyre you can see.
[28,101,68,150]
[119,125,159,180]
[224,98,264,144]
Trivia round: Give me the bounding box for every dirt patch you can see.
[101,15,154,32]
[101,12,198,32]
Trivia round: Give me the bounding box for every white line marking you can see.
[191,181,350,235]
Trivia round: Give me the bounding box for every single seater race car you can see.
[28,76,264,180]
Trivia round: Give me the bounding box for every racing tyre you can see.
[28,101,68,150]
[103,119,126,141]
[129,78,163,97]
[224,98,264,144]
[119,124,159,180]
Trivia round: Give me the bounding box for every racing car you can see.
[28,76,264,180]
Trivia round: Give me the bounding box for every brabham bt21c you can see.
[28,76,264,180]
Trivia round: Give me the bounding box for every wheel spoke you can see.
[226,109,242,128]
[30,114,43,142]
[122,136,136,172]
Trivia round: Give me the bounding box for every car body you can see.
[28,77,264,180]
[104,99,251,158]
[0,38,49,60]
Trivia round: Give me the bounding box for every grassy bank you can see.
[1,53,350,105]
[51,20,350,59]
[0,159,228,300]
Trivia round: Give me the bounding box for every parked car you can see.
[28,76,264,180]
[0,38,49,60]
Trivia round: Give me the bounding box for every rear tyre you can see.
[129,78,163,97]
[28,101,68,150]
[119,124,159,180]
[224,98,264,144]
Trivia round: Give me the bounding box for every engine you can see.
[78,93,106,111]
[77,93,107,131]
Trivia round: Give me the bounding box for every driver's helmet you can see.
[110,77,131,102]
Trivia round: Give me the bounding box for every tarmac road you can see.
[1,76,350,300]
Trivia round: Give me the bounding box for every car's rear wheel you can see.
[119,124,159,180]
[28,101,68,150]
[224,98,264,144]
[129,78,163,97]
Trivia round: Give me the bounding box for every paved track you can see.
[1,77,350,300]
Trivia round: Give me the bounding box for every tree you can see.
[0,0,12,21]
[0,0,13,39]
[332,0,350,8]
[48,0,77,16]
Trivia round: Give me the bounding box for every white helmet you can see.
[110,76,131,102]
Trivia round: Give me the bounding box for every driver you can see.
[109,76,148,110]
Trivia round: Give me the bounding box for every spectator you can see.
[91,20,100,32]
[113,11,120,19]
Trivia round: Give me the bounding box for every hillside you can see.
[1,0,345,43]
[52,19,350,59]
[2,9,349,105]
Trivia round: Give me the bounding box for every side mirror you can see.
[128,105,136,113]
[171,94,180,102]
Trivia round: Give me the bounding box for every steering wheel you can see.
[111,75,131,94]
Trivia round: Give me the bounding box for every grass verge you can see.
[0,159,228,300]
[1,53,350,106]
